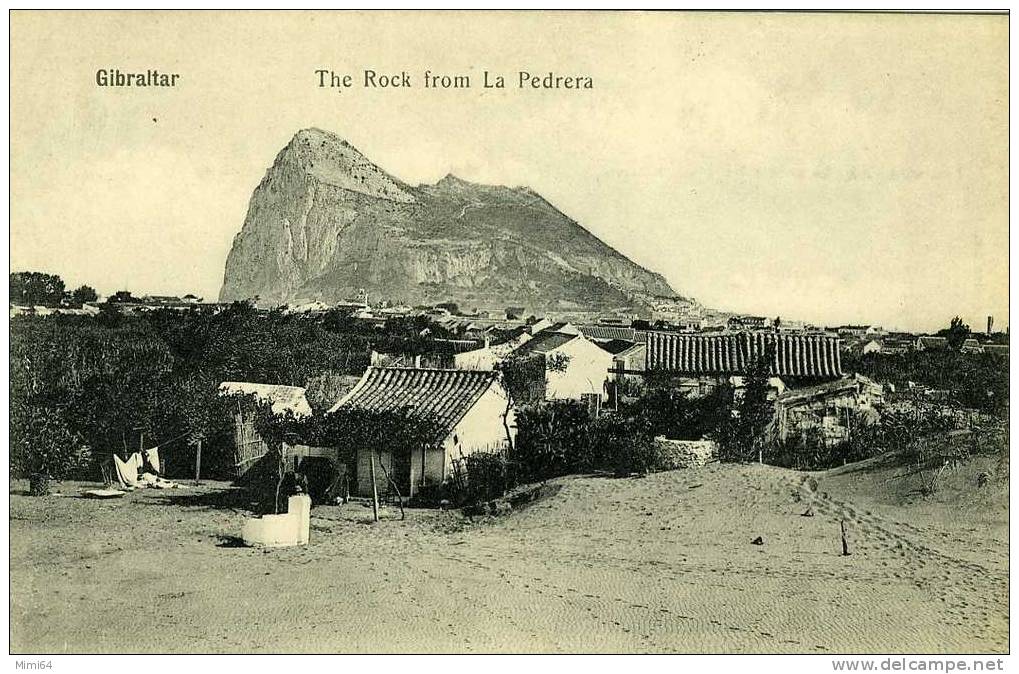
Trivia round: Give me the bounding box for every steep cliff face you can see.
[220,128,681,311]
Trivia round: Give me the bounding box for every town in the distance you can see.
[10,126,1009,654]
[10,270,1009,492]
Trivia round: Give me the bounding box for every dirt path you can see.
[9,462,1008,653]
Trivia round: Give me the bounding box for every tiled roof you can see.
[646,332,842,378]
[578,325,636,341]
[488,332,532,359]
[511,331,578,357]
[327,367,501,439]
[219,381,313,417]
[776,377,861,405]
[597,338,641,355]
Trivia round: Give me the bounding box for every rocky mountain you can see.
[219,128,682,313]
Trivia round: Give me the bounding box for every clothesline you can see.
[145,430,192,452]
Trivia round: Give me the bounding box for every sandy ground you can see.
[10,457,1008,654]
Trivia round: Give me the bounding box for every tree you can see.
[941,316,971,350]
[436,301,460,315]
[107,290,136,304]
[718,349,775,463]
[11,402,91,481]
[70,284,98,305]
[10,271,65,306]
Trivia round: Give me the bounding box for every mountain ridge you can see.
[220,127,683,313]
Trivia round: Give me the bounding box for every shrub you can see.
[513,400,591,481]
[623,384,726,441]
[11,402,91,481]
[513,401,669,481]
[716,354,774,464]
[588,414,659,477]
[449,450,514,507]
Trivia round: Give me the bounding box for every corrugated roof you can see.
[219,381,313,417]
[646,332,842,378]
[510,331,579,357]
[327,367,501,440]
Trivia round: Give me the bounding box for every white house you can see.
[452,331,533,371]
[525,317,553,334]
[862,339,883,355]
[218,381,313,417]
[510,331,613,401]
[327,367,516,498]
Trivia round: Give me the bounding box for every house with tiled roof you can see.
[645,331,842,397]
[448,330,533,371]
[604,341,647,385]
[862,338,912,355]
[509,331,613,401]
[915,336,949,351]
[960,338,984,354]
[577,325,640,343]
[578,325,632,342]
[328,367,515,498]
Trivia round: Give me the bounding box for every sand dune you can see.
[9,456,1007,653]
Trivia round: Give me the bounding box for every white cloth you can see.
[113,453,142,488]
[143,447,161,474]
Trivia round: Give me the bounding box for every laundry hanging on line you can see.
[144,447,161,474]
[112,451,183,490]
[113,452,143,489]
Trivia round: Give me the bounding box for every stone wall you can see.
[654,437,717,469]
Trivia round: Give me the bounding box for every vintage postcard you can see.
[8,10,1009,658]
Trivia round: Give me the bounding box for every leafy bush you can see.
[513,399,669,481]
[513,401,592,481]
[11,402,91,480]
[449,451,514,507]
[622,384,725,441]
[765,404,972,472]
[716,356,773,464]
[588,414,658,477]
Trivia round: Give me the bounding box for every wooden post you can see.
[194,439,202,485]
[369,450,380,523]
[840,519,850,556]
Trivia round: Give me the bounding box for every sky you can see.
[9,11,1008,333]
